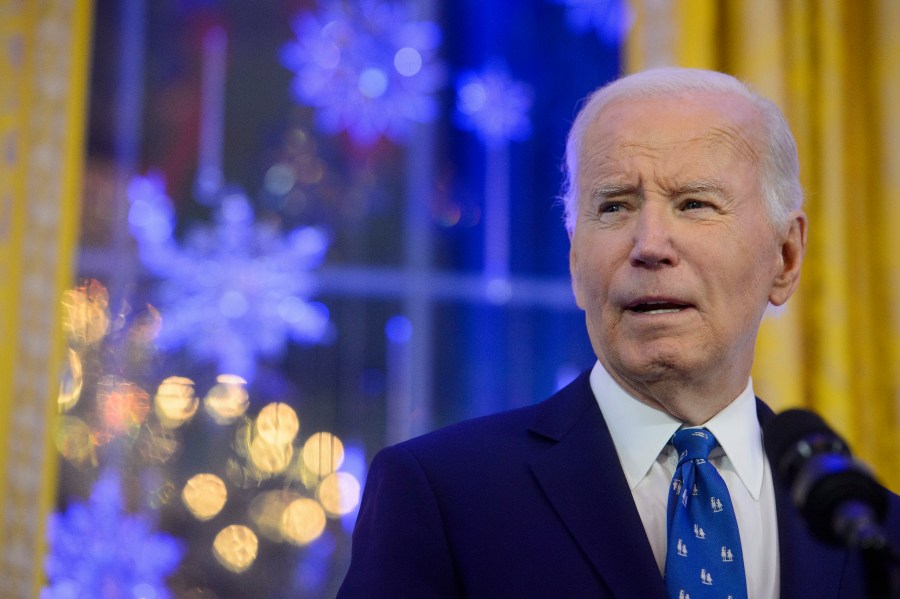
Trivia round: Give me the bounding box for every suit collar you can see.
[529,372,667,598]
[590,361,765,499]
[528,376,851,599]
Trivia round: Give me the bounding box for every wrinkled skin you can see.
[569,92,806,424]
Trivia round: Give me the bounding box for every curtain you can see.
[0,1,92,595]
[626,0,900,491]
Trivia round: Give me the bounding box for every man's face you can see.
[570,92,803,413]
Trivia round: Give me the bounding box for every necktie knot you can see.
[672,428,717,464]
[666,427,747,599]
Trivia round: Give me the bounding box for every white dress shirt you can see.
[589,361,780,599]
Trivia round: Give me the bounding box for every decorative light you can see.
[53,415,94,467]
[154,376,199,428]
[455,64,533,146]
[128,176,331,382]
[203,374,250,425]
[316,471,361,517]
[255,402,300,446]
[182,473,228,521]
[302,431,345,476]
[280,497,327,546]
[212,524,259,573]
[60,279,110,346]
[280,0,445,145]
[58,348,84,412]
[43,469,184,597]
[551,0,632,45]
[249,435,294,475]
[96,377,151,441]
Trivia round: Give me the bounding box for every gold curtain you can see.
[0,0,92,595]
[627,0,900,491]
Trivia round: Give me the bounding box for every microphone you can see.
[763,408,888,550]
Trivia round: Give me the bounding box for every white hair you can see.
[561,67,803,233]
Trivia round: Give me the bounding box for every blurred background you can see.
[3,1,900,597]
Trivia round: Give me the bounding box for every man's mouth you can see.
[625,299,693,315]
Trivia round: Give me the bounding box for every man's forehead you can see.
[580,93,764,171]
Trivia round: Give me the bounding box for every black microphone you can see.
[763,408,888,550]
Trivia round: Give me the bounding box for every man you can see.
[337,68,900,598]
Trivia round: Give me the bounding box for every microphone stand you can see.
[835,500,900,599]
[861,542,900,599]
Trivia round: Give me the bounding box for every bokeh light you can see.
[255,402,299,446]
[280,0,445,145]
[301,432,344,477]
[127,303,163,345]
[60,279,110,346]
[57,348,84,412]
[280,497,326,546]
[212,524,258,573]
[54,415,95,467]
[182,473,228,521]
[249,489,301,542]
[204,374,249,424]
[249,436,294,475]
[97,377,150,440]
[316,471,361,517]
[135,422,180,464]
[155,376,199,428]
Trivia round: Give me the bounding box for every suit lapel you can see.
[756,399,850,598]
[529,373,667,598]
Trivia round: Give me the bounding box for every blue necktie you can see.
[665,428,748,599]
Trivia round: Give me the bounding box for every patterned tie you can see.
[665,428,748,599]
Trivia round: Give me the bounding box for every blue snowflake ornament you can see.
[42,469,183,599]
[551,0,632,45]
[128,175,331,382]
[280,0,445,146]
[455,64,533,147]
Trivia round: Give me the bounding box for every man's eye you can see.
[599,202,625,214]
[682,199,707,210]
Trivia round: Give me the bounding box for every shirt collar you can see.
[589,360,764,500]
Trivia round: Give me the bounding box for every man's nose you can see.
[628,204,678,268]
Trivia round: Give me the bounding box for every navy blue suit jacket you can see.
[339,371,900,598]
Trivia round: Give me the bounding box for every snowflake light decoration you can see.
[128,173,330,382]
[42,469,184,598]
[455,64,533,147]
[551,0,632,46]
[280,0,444,146]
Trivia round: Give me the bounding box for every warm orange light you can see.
[58,348,84,412]
[135,422,180,464]
[249,489,301,542]
[248,436,293,475]
[255,402,299,446]
[301,432,344,476]
[212,524,258,573]
[155,376,199,428]
[97,377,150,440]
[182,473,228,521]
[204,375,249,424]
[317,471,361,517]
[61,280,110,345]
[280,497,326,546]
[127,303,163,344]
[54,416,95,466]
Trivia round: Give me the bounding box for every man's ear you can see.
[769,211,807,306]
[569,243,586,310]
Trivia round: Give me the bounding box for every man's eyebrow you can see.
[669,179,731,197]
[590,182,638,199]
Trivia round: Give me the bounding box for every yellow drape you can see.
[627,0,900,491]
[0,0,92,594]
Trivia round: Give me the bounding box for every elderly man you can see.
[337,68,900,598]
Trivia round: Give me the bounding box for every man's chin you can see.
[606,345,696,384]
